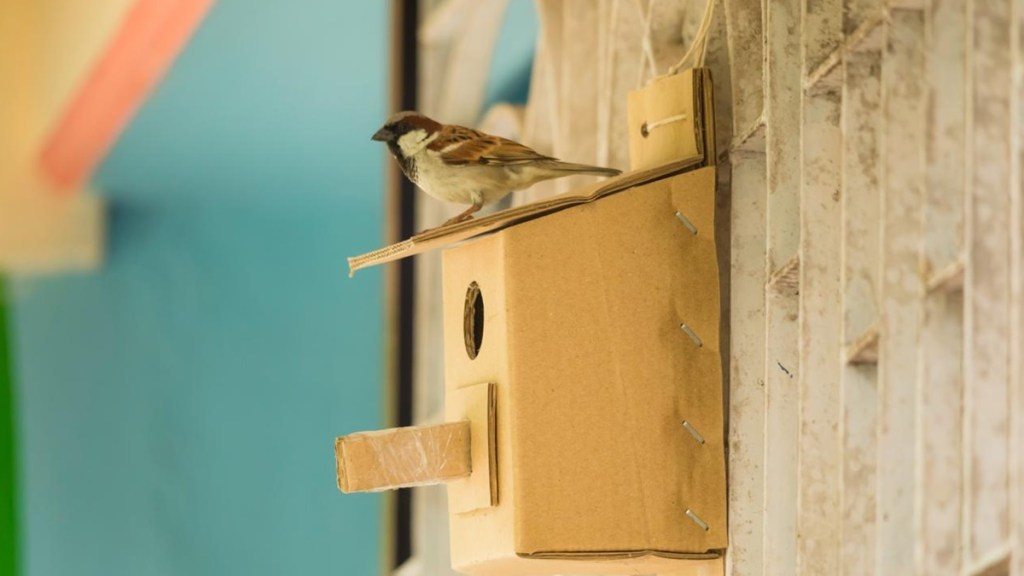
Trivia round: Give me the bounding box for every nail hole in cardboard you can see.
[464,282,485,360]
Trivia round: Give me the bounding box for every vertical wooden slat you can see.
[839,50,882,576]
[922,0,967,274]
[876,10,926,575]
[843,0,884,34]
[766,0,801,274]
[965,0,1014,564]
[707,0,737,156]
[803,0,843,77]
[763,1,801,574]
[797,88,842,575]
[839,50,882,352]
[723,0,765,135]
[840,373,879,576]
[559,0,601,168]
[727,151,767,576]
[798,14,845,576]
[1013,2,1024,575]
[918,290,965,576]
[605,0,644,173]
[918,1,967,574]
[763,0,801,573]
[762,292,799,576]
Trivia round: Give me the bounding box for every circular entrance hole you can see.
[463,282,485,360]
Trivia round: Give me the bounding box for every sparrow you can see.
[371,111,622,226]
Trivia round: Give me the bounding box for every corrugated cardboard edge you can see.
[486,382,497,505]
[518,550,722,560]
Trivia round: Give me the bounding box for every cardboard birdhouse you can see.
[337,69,724,575]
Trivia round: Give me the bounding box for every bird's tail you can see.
[543,161,622,177]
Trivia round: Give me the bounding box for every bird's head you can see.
[371,111,442,148]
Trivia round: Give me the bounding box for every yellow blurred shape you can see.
[0,0,125,274]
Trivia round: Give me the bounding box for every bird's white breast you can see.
[408,140,558,207]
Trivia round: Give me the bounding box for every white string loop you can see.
[642,112,689,137]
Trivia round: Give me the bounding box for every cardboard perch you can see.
[335,422,471,493]
[335,382,498,506]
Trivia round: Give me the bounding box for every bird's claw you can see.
[442,213,475,227]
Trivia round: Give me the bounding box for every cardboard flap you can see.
[627,69,700,171]
[335,422,471,492]
[627,68,715,172]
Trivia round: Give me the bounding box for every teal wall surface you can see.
[483,1,538,112]
[8,1,388,574]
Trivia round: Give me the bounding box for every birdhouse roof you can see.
[347,156,704,276]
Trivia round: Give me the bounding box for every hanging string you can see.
[631,0,715,137]
[633,0,715,87]
[634,0,716,136]
[633,0,659,88]
[663,0,715,77]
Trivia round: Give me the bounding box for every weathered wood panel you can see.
[797,89,842,575]
[1013,4,1024,576]
[761,290,798,576]
[876,10,926,575]
[965,0,1014,563]
[723,0,765,135]
[843,0,884,34]
[766,0,801,272]
[923,0,967,274]
[726,151,767,576]
[803,0,842,78]
[840,50,882,576]
[919,291,965,576]
[917,1,968,573]
[762,1,801,573]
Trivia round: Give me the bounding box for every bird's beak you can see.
[371,127,392,142]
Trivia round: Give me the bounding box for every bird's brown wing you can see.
[429,124,554,166]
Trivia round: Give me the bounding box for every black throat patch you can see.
[387,141,418,183]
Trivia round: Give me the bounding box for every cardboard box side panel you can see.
[442,233,520,571]
[503,167,726,555]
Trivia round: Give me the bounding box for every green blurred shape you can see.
[0,278,16,576]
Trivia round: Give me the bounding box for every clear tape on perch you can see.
[335,421,472,493]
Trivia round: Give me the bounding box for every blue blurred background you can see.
[8,1,388,574]
[0,0,537,574]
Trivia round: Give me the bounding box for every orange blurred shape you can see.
[38,0,214,194]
